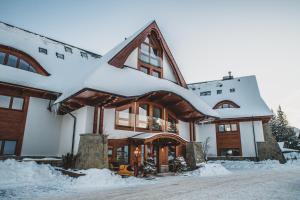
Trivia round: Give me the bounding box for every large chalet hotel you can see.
[0,21,276,171]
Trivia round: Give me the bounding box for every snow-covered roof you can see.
[130,132,188,141]
[188,76,273,119]
[0,21,218,118]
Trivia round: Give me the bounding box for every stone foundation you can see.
[257,123,286,164]
[185,142,205,170]
[75,133,108,169]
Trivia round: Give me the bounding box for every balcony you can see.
[115,111,178,133]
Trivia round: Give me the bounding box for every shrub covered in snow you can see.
[173,156,188,173]
[143,157,157,176]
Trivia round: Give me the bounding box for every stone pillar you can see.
[185,142,205,170]
[75,133,108,169]
[257,123,286,164]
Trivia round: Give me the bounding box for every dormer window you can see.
[213,100,240,109]
[217,90,222,94]
[230,88,235,93]
[200,91,211,96]
[81,52,88,59]
[138,33,163,78]
[56,53,64,59]
[39,47,47,54]
[64,46,72,53]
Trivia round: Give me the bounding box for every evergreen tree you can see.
[270,106,297,146]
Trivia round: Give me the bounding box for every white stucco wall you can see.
[22,97,62,156]
[163,53,177,83]
[124,48,138,69]
[178,121,190,141]
[195,124,217,156]
[58,106,94,155]
[239,121,264,157]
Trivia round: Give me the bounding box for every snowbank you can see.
[185,163,231,177]
[0,159,146,200]
[214,159,300,171]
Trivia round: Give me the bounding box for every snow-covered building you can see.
[188,75,273,158]
[0,20,276,170]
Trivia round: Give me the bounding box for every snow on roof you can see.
[188,76,273,119]
[130,132,188,141]
[0,21,218,117]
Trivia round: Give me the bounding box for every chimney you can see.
[223,71,234,80]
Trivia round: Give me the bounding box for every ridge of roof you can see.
[0,21,102,58]
[187,75,256,86]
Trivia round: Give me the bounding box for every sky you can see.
[1,0,300,128]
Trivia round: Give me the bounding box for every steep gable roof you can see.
[108,20,187,87]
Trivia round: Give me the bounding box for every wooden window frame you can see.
[115,104,134,131]
[0,140,17,155]
[213,100,240,109]
[217,123,240,134]
[0,95,24,112]
[138,35,163,78]
[0,45,49,76]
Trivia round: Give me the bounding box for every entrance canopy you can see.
[129,132,187,145]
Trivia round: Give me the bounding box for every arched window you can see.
[213,100,240,109]
[0,44,49,76]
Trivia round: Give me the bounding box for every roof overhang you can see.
[129,132,187,145]
[58,88,217,122]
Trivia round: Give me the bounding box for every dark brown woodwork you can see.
[0,95,29,156]
[215,121,242,156]
[108,21,187,87]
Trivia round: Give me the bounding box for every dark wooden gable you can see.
[108,21,187,88]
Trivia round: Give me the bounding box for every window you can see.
[39,47,47,54]
[230,88,235,93]
[19,59,36,73]
[218,123,238,133]
[116,106,132,127]
[218,124,225,132]
[0,95,10,108]
[0,46,48,75]
[138,104,149,129]
[217,90,222,94]
[200,91,211,96]
[56,53,64,59]
[116,146,129,164]
[0,140,17,155]
[214,101,240,109]
[152,71,161,78]
[12,97,24,110]
[0,52,5,64]
[139,39,161,67]
[138,35,163,78]
[81,52,88,59]
[64,46,72,53]
[0,95,24,111]
[152,107,162,131]
[7,55,18,68]
[140,66,149,74]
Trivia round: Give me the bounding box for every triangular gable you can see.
[108,21,187,88]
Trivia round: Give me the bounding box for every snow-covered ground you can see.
[0,159,300,200]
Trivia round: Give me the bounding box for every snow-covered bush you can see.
[143,157,157,176]
[173,156,188,173]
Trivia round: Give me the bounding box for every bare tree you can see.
[202,137,210,162]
